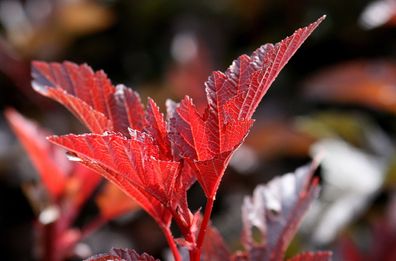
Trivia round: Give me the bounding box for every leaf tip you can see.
[4,107,16,120]
[31,61,52,94]
[31,60,45,68]
[312,15,327,25]
[311,15,327,29]
[46,135,59,143]
[147,97,158,109]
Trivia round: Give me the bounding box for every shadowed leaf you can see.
[238,162,320,261]
[84,248,159,261]
[287,251,332,261]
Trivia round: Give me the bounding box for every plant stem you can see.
[161,225,181,261]
[43,222,60,261]
[192,197,215,261]
[79,216,106,241]
[169,209,197,259]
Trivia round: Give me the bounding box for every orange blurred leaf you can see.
[304,60,396,114]
[96,182,139,220]
[58,1,114,35]
[245,120,315,160]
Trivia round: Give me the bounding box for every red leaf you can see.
[173,96,209,160]
[193,151,233,197]
[5,108,68,198]
[31,17,325,253]
[171,161,197,227]
[81,156,172,226]
[47,88,112,133]
[238,162,320,261]
[287,251,333,261]
[5,108,103,236]
[84,248,159,261]
[49,133,178,203]
[201,225,231,261]
[32,61,146,135]
[207,15,325,121]
[48,133,177,225]
[145,98,172,159]
[169,16,325,198]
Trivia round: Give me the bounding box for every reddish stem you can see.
[43,222,60,261]
[160,225,182,261]
[170,210,196,259]
[191,197,215,261]
[79,216,106,241]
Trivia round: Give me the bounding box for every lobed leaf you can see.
[169,16,325,198]
[31,61,187,225]
[31,17,326,253]
[49,133,179,204]
[32,61,145,135]
[48,133,175,225]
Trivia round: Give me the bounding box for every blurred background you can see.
[1,0,396,260]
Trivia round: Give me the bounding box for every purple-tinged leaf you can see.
[84,248,159,261]
[287,251,332,261]
[239,162,320,261]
